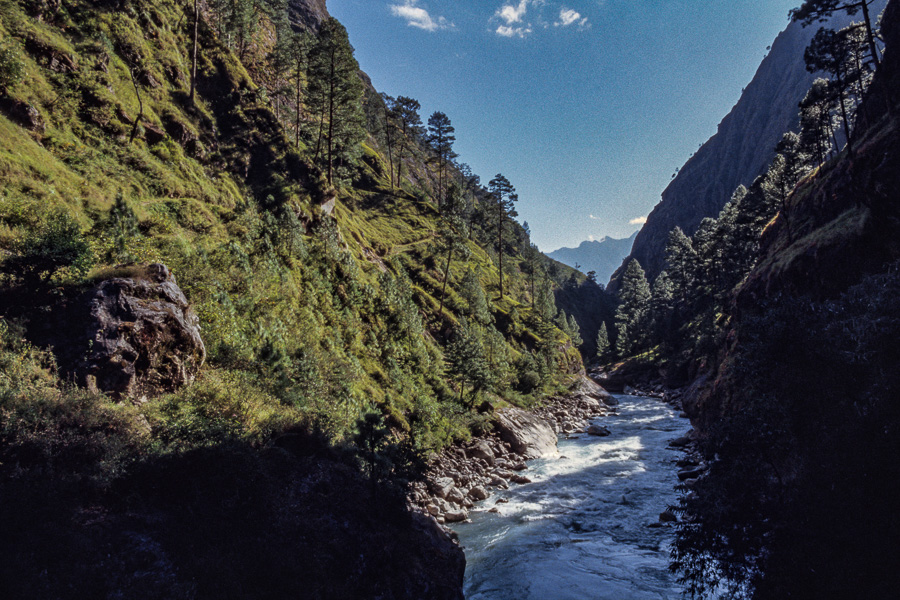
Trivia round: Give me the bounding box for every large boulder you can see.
[494,407,558,460]
[78,263,205,399]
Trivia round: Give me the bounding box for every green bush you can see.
[0,42,25,94]
[2,210,93,285]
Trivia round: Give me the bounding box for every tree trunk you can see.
[327,47,336,185]
[383,105,394,190]
[498,214,504,299]
[836,67,853,154]
[859,0,881,70]
[439,246,453,315]
[129,66,143,143]
[295,59,302,149]
[190,0,199,103]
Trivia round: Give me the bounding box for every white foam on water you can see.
[450,395,689,600]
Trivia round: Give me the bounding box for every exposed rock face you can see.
[608,0,889,289]
[1,98,45,132]
[78,264,205,399]
[287,0,329,31]
[494,407,558,460]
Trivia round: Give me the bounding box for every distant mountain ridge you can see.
[608,0,889,290]
[548,232,637,284]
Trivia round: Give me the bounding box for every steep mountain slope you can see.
[609,0,888,289]
[673,2,900,595]
[0,0,591,596]
[547,232,636,284]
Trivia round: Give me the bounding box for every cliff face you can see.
[736,0,900,307]
[609,0,888,290]
[288,0,330,31]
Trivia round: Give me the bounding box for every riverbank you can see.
[408,375,619,525]
[451,393,692,599]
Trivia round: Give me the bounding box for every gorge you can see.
[1,0,898,598]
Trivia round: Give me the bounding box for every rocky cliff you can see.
[288,0,330,31]
[609,0,889,289]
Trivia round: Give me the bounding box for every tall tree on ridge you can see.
[190,0,199,103]
[804,25,865,153]
[380,93,400,190]
[307,18,365,186]
[394,96,423,186]
[426,111,457,212]
[488,173,518,300]
[791,0,881,71]
[799,78,838,165]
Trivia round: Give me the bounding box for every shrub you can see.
[2,210,93,285]
[0,42,25,94]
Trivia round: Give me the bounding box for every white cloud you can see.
[390,1,451,32]
[496,24,532,37]
[557,8,580,26]
[494,0,543,37]
[498,0,529,24]
[629,216,648,226]
[588,234,596,242]
[589,214,602,220]
[555,7,589,28]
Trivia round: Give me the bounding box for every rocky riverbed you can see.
[409,376,620,525]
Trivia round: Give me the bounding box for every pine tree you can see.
[799,78,838,165]
[393,96,423,185]
[804,24,870,153]
[487,173,518,299]
[460,269,492,326]
[791,0,881,71]
[437,184,471,316]
[426,111,457,211]
[596,322,610,362]
[665,227,698,305]
[614,259,651,356]
[307,18,365,186]
[445,319,492,405]
[762,132,809,241]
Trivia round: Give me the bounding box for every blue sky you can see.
[328,0,800,252]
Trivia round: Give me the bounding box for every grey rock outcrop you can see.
[494,407,558,460]
[78,263,205,399]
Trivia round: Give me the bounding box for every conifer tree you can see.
[805,26,865,152]
[614,259,651,356]
[762,132,809,241]
[665,227,698,304]
[596,322,610,362]
[460,269,492,326]
[426,111,457,211]
[791,0,881,71]
[487,173,518,299]
[445,318,492,405]
[799,78,838,165]
[437,184,471,315]
[393,96,423,185]
[307,18,365,186]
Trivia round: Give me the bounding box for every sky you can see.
[327,0,801,252]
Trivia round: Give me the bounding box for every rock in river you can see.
[495,407,558,460]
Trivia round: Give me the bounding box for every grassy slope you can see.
[0,0,583,462]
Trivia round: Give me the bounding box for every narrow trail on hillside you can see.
[449,395,688,600]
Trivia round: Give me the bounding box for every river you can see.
[449,394,688,600]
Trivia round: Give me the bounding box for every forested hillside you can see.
[609,0,888,289]
[599,0,900,596]
[0,0,599,596]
